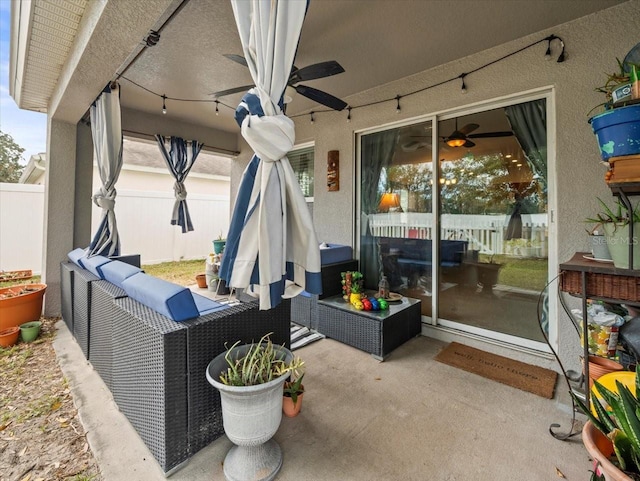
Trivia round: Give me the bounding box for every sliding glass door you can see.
[358,96,550,349]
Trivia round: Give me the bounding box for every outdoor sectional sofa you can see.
[60,249,290,474]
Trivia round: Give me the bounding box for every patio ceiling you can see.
[12,0,626,135]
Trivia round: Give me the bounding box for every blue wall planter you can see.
[590,103,640,161]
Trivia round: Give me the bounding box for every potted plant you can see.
[572,366,640,481]
[0,283,46,331]
[283,373,305,417]
[205,333,304,481]
[589,54,640,162]
[586,198,640,269]
[212,231,226,255]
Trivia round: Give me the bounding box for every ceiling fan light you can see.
[446,132,467,147]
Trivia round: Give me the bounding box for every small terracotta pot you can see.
[283,390,304,417]
[0,326,20,348]
[582,420,632,481]
[587,355,624,389]
[195,274,207,288]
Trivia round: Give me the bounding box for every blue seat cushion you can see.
[319,243,353,265]
[100,260,142,289]
[68,248,88,268]
[121,273,199,322]
[83,255,111,278]
[192,293,229,316]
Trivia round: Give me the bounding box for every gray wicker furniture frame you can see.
[291,259,358,329]
[60,261,81,332]
[111,296,291,474]
[88,280,127,391]
[72,268,100,359]
[317,295,421,360]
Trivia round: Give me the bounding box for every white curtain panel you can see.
[88,84,123,257]
[221,0,322,309]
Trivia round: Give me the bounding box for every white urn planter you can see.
[206,344,294,481]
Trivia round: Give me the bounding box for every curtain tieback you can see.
[93,188,116,211]
[236,92,294,162]
[174,181,188,201]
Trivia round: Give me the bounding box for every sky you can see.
[0,0,47,165]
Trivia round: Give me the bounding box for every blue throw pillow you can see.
[121,272,199,322]
[100,261,142,289]
[82,255,111,278]
[68,248,88,268]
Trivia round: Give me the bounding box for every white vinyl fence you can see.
[368,212,548,258]
[0,183,45,273]
[0,183,230,273]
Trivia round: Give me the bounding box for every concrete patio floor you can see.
[54,319,592,481]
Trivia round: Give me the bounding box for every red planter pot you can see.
[0,284,47,331]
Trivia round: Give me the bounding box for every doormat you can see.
[434,342,558,399]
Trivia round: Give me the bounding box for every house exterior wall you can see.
[105,167,229,196]
[230,1,640,373]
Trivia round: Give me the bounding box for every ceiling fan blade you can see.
[467,131,514,139]
[463,140,476,148]
[294,85,347,111]
[210,84,254,98]
[223,54,248,67]
[459,123,480,135]
[289,60,345,83]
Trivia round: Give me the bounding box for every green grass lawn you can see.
[482,254,548,292]
[142,259,205,286]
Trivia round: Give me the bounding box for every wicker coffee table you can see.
[316,294,421,360]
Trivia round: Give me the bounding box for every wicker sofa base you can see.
[60,261,81,333]
[317,295,421,360]
[111,296,291,473]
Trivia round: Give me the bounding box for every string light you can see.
[145,30,161,47]
[556,39,566,63]
[545,40,552,60]
[116,31,565,122]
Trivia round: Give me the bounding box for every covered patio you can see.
[55,320,588,480]
[8,0,640,479]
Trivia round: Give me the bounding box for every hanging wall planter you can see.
[0,284,47,331]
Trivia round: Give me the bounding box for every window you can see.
[289,145,314,199]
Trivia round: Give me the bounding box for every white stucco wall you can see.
[230,1,640,373]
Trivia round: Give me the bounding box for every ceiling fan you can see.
[442,119,514,148]
[211,54,348,111]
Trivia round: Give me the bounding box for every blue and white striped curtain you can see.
[155,135,203,233]
[220,0,322,310]
[88,83,123,257]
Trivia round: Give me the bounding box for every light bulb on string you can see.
[556,39,566,63]
[215,100,219,116]
[310,111,315,124]
[395,95,402,113]
[162,95,167,115]
[347,106,352,123]
[460,74,467,94]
